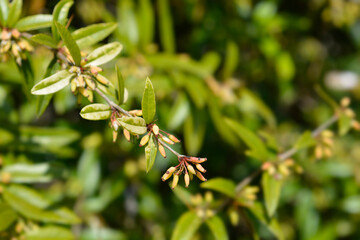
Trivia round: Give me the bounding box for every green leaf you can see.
[225,118,269,161]
[0,202,17,232]
[85,42,123,67]
[78,149,100,196]
[15,14,52,31]
[55,21,81,65]
[223,41,239,79]
[171,211,202,240]
[314,85,339,110]
[339,113,352,136]
[4,184,51,209]
[0,0,9,25]
[52,0,74,41]
[184,112,206,156]
[31,70,75,95]
[117,116,147,135]
[72,22,117,49]
[145,134,157,173]
[137,0,154,48]
[294,131,317,151]
[80,104,111,121]
[141,77,156,124]
[261,172,283,218]
[2,163,51,183]
[206,216,229,240]
[3,187,80,224]
[6,0,22,27]
[31,33,58,48]
[115,66,125,104]
[201,178,236,198]
[158,0,175,53]
[80,228,126,240]
[275,51,295,82]
[25,226,75,240]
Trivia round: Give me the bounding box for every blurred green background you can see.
[1,0,360,239]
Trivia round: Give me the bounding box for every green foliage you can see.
[141,77,156,124]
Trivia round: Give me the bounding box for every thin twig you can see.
[94,88,131,117]
[158,138,182,158]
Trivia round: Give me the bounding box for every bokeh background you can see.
[1,0,360,239]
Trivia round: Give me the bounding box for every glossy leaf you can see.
[52,0,74,41]
[145,134,157,173]
[201,178,236,198]
[0,0,8,25]
[78,149,101,196]
[72,22,117,49]
[294,131,317,150]
[171,211,202,240]
[85,42,123,67]
[25,226,75,240]
[206,216,229,240]
[2,163,51,183]
[184,112,206,156]
[31,33,58,48]
[137,0,154,48]
[225,118,269,161]
[15,14,52,31]
[275,51,295,82]
[141,77,156,124]
[117,117,147,135]
[7,0,22,27]
[0,202,17,232]
[80,104,111,121]
[158,0,175,53]
[261,172,283,218]
[223,41,239,79]
[55,21,81,65]
[31,70,74,95]
[5,184,51,208]
[116,66,125,104]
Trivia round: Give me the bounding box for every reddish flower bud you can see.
[196,164,206,173]
[152,124,159,135]
[195,171,207,181]
[139,134,150,147]
[168,134,180,143]
[184,173,190,187]
[187,164,196,175]
[123,129,130,142]
[159,144,166,158]
[161,167,176,181]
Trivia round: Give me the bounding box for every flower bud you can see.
[184,173,190,187]
[295,165,304,174]
[161,167,176,181]
[324,147,332,158]
[90,66,103,75]
[79,87,89,98]
[129,110,142,116]
[1,172,11,184]
[187,164,196,175]
[196,164,206,173]
[158,144,166,158]
[11,29,20,39]
[1,30,10,40]
[315,146,323,159]
[162,136,174,145]
[70,79,77,92]
[96,74,109,85]
[352,120,360,130]
[278,164,290,177]
[341,97,351,107]
[261,161,272,170]
[171,174,179,189]
[69,66,79,74]
[188,157,207,163]
[344,108,355,118]
[168,134,180,143]
[284,159,294,166]
[123,129,130,141]
[321,130,333,138]
[85,76,96,90]
[196,171,207,181]
[78,75,85,87]
[112,120,119,131]
[11,44,20,58]
[87,89,93,102]
[139,134,150,147]
[205,191,213,203]
[206,209,214,218]
[152,124,159,135]
[113,130,118,142]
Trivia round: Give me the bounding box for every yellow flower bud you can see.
[139,134,150,147]
[70,79,77,92]
[123,129,130,141]
[1,172,11,184]
[87,89,93,102]
[196,171,207,181]
[187,164,196,175]
[96,74,109,85]
[85,76,96,90]
[196,164,206,173]
[184,173,190,187]
[152,124,159,135]
[162,136,174,145]
[158,144,166,158]
[315,146,323,159]
[168,134,180,143]
[171,174,179,189]
[161,167,176,181]
[11,29,20,39]
[113,130,118,142]
[341,97,351,107]
[78,75,85,87]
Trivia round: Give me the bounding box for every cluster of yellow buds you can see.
[190,192,215,219]
[108,110,131,143]
[262,158,303,179]
[314,130,334,159]
[0,28,33,65]
[236,186,259,207]
[161,155,207,188]
[340,97,360,131]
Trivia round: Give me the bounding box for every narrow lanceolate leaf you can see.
[262,172,283,218]
[72,22,117,49]
[339,113,352,136]
[31,34,58,48]
[294,131,316,151]
[0,0,9,25]
[141,77,156,124]
[116,66,125,104]
[201,178,236,198]
[171,211,202,240]
[55,21,81,65]
[85,42,123,67]
[80,104,111,121]
[31,70,74,95]
[25,226,75,240]
[206,216,229,240]
[117,117,147,135]
[15,14,52,31]
[145,134,157,173]
[0,203,17,232]
[6,0,22,27]
[225,118,269,161]
[52,0,74,41]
